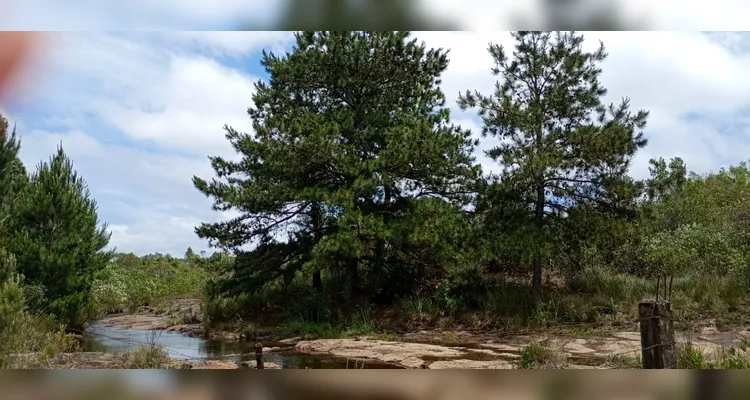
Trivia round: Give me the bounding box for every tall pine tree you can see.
[195,31,479,301]
[6,145,113,326]
[459,31,648,296]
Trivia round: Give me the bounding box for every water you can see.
[83,324,400,369]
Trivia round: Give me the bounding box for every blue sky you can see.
[4,31,750,256]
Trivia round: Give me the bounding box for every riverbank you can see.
[23,351,280,369]
[75,298,750,369]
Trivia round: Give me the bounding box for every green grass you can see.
[280,307,377,339]
[518,340,561,369]
[608,354,642,369]
[675,342,750,369]
[117,332,173,369]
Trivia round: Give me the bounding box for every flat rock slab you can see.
[296,339,522,369]
[296,339,467,368]
[98,314,171,330]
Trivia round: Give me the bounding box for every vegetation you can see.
[0,117,85,367]
[518,340,563,369]
[90,250,211,315]
[116,331,173,369]
[192,30,750,339]
[5,30,750,369]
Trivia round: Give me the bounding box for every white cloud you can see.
[19,128,223,255]
[95,54,258,156]
[13,31,750,255]
[417,32,750,179]
[164,32,294,57]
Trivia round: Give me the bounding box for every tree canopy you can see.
[458,31,648,295]
[194,31,480,301]
[5,145,113,326]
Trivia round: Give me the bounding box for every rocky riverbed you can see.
[78,298,750,369]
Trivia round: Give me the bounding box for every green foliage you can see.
[117,331,172,369]
[458,31,648,295]
[192,32,750,338]
[0,115,27,227]
[194,31,480,304]
[4,146,113,327]
[519,340,560,369]
[644,223,747,278]
[0,247,80,368]
[90,252,209,315]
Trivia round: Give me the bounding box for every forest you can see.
[1,31,750,368]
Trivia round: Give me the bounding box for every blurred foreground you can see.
[0,370,745,400]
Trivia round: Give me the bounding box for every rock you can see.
[428,359,513,369]
[42,352,122,369]
[568,364,606,369]
[210,331,240,341]
[611,332,641,342]
[166,325,186,332]
[400,357,425,369]
[185,360,240,369]
[296,338,467,368]
[598,340,639,357]
[564,342,597,354]
[480,343,520,352]
[242,361,281,369]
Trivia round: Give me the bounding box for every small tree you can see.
[459,31,648,296]
[7,145,113,327]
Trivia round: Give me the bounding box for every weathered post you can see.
[639,300,676,369]
[255,343,264,369]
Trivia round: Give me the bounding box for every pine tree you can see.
[6,145,113,326]
[459,31,648,296]
[0,114,28,230]
[195,31,479,301]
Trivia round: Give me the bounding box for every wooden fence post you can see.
[255,343,264,369]
[639,300,676,369]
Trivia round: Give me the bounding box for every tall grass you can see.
[117,331,173,369]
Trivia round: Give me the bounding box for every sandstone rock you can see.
[296,338,465,368]
[241,360,281,369]
[479,343,520,352]
[428,359,512,369]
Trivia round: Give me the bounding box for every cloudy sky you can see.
[3,31,750,256]
[6,0,750,30]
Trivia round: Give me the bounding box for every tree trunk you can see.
[532,184,545,297]
[348,258,359,300]
[532,253,543,297]
[312,269,322,290]
[310,201,323,291]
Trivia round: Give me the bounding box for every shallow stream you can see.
[83,324,400,369]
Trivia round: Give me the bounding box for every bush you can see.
[0,249,80,368]
[117,332,172,369]
[90,255,207,316]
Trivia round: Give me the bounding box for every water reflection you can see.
[84,324,400,369]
